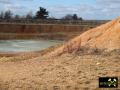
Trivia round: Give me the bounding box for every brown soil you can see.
[0,51,120,90]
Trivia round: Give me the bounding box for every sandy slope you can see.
[49,17,120,56]
[0,52,120,90]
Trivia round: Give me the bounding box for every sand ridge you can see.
[49,17,120,56]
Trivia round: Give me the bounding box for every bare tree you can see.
[14,14,20,19]
[4,10,13,19]
[62,14,73,20]
[26,11,33,19]
[0,11,4,19]
[62,14,83,20]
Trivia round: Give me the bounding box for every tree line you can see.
[0,7,83,20]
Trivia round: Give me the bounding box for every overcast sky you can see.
[0,0,120,20]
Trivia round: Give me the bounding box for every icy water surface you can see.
[0,40,62,52]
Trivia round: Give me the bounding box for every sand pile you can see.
[49,17,120,56]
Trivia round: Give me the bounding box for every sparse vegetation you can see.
[62,13,82,20]
[0,7,85,23]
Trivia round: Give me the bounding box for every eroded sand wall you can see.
[0,23,102,40]
[0,23,97,33]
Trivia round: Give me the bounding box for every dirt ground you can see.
[0,50,120,90]
[0,18,120,90]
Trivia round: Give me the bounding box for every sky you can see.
[0,0,120,20]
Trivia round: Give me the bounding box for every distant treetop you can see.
[35,7,49,19]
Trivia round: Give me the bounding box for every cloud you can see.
[97,0,120,4]
[5,4,26,10]
[47,4,101,19]
[96,0,120,17]
[0,0,34,11]
[3,4,27,15]
[0,0,33,4]
[49,0,120,19]
[0,0,11,4]
[96,0,120,10]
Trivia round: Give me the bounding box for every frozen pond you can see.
[0,40,62,52]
